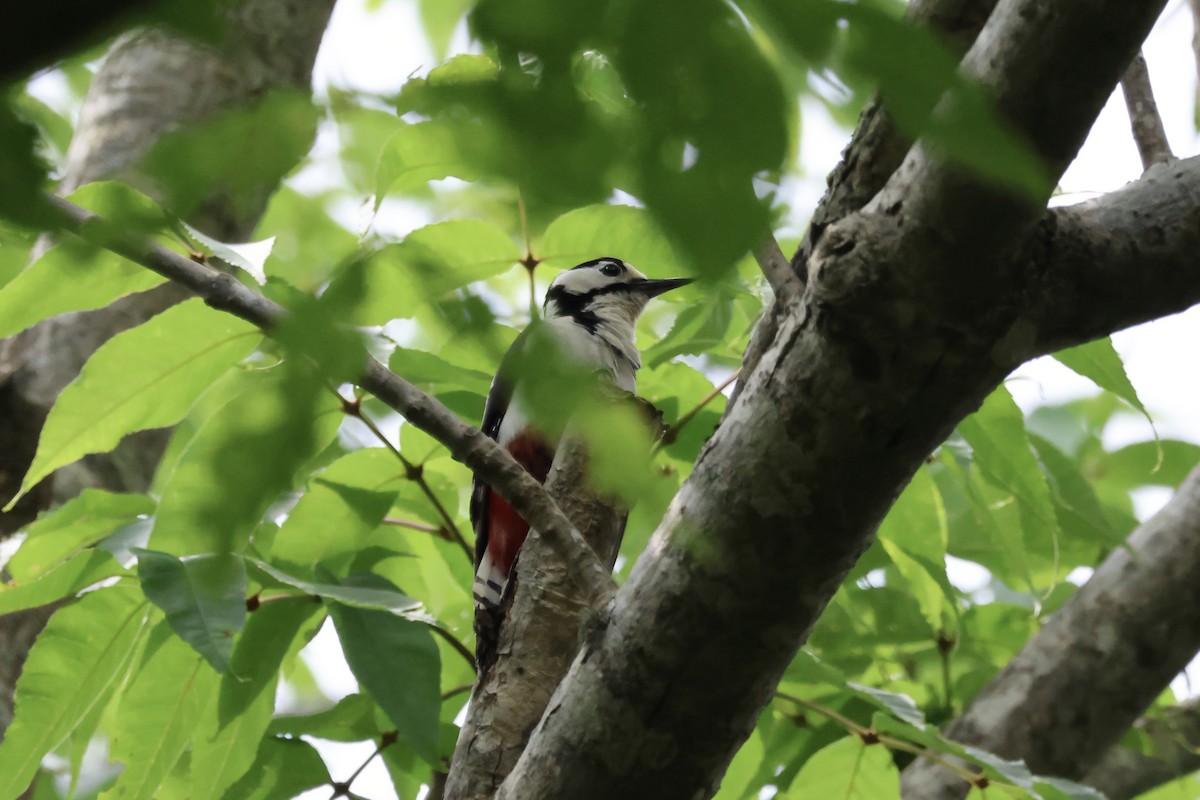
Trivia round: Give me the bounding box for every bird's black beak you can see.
[630,277,693,298]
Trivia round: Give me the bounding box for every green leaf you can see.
[374,121,476,207]
[643,294,733,367]
[268,448,403,575]
[9,299,260,508]
[223,737,331,800]
[136,550,247,673]
[539,205,684,274]
[0,182,170,337]
[7,489,152,581]
[388,346,493,395]
[1053,337,1153,426]
[0,549,126,615]
[958,387,1059,588]
[791,736,900,799]
[348,219,521,324]
[416,0,472,60]
[1104,440,1200,490]
[181,221,274,285]
[876,469,956,634]
[150,365,341,555]
[329,577,441,762]
[1029,435,1126,550]
[192,600,324,800]
[267,693,379,742]
[0,583,150,800]
[846,683,926,728]
[101,621,219,800]
[247,559,429,620]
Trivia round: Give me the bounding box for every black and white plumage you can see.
[469,257,690,619]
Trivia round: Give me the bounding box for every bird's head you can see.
[543,257,691,334]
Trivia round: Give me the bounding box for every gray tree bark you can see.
[1083,698,1200,800]
[494,0,1180,797]
[900,465,1200,799]
[0,0,335,754]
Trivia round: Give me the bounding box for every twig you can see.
[337,391,474,565]
[656,369,741,452]
[753,236,805,306]
[383,516,442,534]
[441,682,474,701]
[430,624,478,673]
[329,731,398,799]
[774,692,984,786]
[34,191,618,611]
[1120,51,1172,170]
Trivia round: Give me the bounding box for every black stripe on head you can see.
[570,256,626,271]
[545,284,601,333]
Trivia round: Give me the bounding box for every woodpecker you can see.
[470,257,690,615]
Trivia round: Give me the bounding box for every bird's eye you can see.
[600,262,623,277]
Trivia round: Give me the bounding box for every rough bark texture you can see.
[0,0,335,746]
[494,1,1168,797]
[901,466,1200,800]
[1120,52,1173,170]
[445,434,628,800]
[1083,698,1200,800]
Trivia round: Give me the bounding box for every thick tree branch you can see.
[900,466,1200,799]
[1083,698,1200,800]
[733,0,998,406]
[445,433,629,800]
[495,1,1171,798]
[753,236,803,306]
[1021,155,1200,355]
[29,192,617,610]
[1120,51,1173,170]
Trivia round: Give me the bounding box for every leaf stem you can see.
[655,368,741,453]
[430,624,477,673]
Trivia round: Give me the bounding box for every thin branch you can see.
[33,191,618,611]
[753,236,804,306]
[383,516,442,534]
[338,391,473,564]
[656,368,741,451]
[430,624,478,673]
[329,731,398,799]
[1120,51,1173,170]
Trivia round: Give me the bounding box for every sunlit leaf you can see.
[1053,337,1152,426]
[0,583,150,800]
[7,489,152,581]
[182,221,275,285]
[374,121,476,207]
[348,219,521,324]
[10,299,260,508]
[101,621,219,800]
[269,448,403,574]
[248,559,429,620]
[791,736,900,799]
[0,549,126,615]
[267,693,379,742]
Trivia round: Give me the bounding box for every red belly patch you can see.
[486,428,555,575]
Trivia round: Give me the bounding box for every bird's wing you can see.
[470,325,535,569]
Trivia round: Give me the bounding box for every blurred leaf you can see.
[150,363,341,555]
[102,621,219,800]
[1103,440,1200,490]
[538,204,683,273]
[269,448,403,574]
[643,293,734,367]
[329,575,441,763]
[1053,338,1153,428]
[791,736,900,799]
[374,121,477,207]
[192,600,323,800]
[7,489,152,581]
[389,346,493,395]
[417,0,472,60]
[267,693,379,742]
[254,187,359,290]
[141,91,319,220]
[136,549,247,673]
[0,549,126,615]
[10,299,260,508]
[0,583,150,800]
[0,101,49,227]
[349,219,520,324]
[223,737,331,800]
